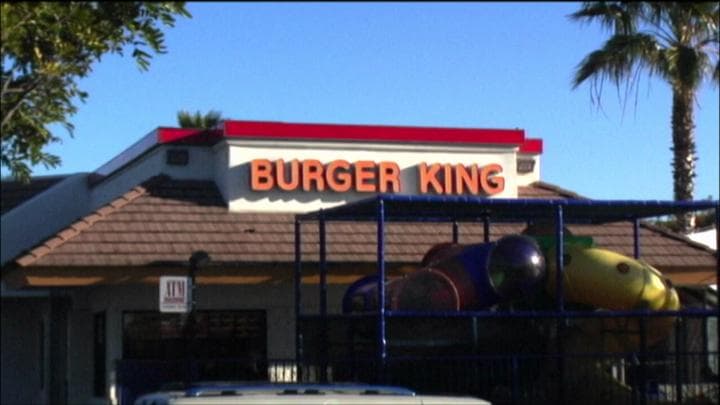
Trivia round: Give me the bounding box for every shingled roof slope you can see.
[10,176,716,278]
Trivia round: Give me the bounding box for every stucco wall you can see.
[1,298,49,405]
[89,145,217,212]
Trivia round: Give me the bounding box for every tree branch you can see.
[1,76,43,130]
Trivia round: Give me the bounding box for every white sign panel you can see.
[225,141,520,213]
[159,276,191,313]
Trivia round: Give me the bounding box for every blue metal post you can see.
[555,205,565,312]
[633,218,641,259]
[318,211,328,383]
[483,215,490,243]
[511,355,519,404]
[376,198,387,382]
[555,205,565,405]
[639,317,648,405]
[674,318,683,404]
[294,219,303,380]
[632,217,643,402]
[319,212,327,320]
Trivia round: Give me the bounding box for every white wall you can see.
[89,145,217,211]
[516,153,541,186]
[687,228,717,250]
[213,141,232,204]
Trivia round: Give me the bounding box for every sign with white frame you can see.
[159,276,191,313]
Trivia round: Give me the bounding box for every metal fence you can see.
[115,349,718,405]
[289,352,718,405]
[294,313,719,405]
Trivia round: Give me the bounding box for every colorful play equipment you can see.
[294,195,719,404]
[343,235,678,312]
[545,241,681,351]
[544,242,679,312]
[344,235,547,312]
[342,232,682,353]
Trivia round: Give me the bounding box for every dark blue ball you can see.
[488,235,546,299]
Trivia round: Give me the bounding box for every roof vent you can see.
[517,158,535,174]
[166,149,189,166]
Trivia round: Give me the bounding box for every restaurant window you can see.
[122,310,267,380]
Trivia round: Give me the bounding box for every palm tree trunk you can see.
[670,87,696,231]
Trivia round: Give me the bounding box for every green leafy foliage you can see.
[176,110,224,129]
[1,2,191,182]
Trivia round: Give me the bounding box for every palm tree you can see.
[176,110,223,129]
[571,2,719,231]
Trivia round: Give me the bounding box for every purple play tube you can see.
[342,235,546,312]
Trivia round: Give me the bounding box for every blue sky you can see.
[22,2,720,200]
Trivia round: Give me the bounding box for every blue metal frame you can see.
[296,195,718,221]
[554,205,565,313]
[293,219,303,381]
[376,199,387,381]
[293,194,719,387]
[554,205,566,403]
[633,218,641,259]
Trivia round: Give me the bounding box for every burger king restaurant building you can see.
[0,120,717,404]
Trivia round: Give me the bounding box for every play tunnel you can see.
[343,235,547,312]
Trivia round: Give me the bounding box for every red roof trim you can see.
[157,128,223,144]
[90,121,542,186]
[519,139,543,153]
[223,120,526,145]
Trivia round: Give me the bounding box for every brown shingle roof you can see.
[9,176,716,280]
[518,181,586,200]
[1,175,69,214]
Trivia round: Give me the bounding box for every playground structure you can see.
[293,195,719,404]
[342,234,681,353]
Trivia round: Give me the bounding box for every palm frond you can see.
[569,1,645,34]
[176,109,223,129]
[570,1,718,222]
[176,109,194,128]
[202,110,222,128]
[572,33,661,88]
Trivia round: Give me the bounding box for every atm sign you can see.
[159,276,191,313]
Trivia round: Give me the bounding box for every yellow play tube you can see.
[545,243,680,350]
